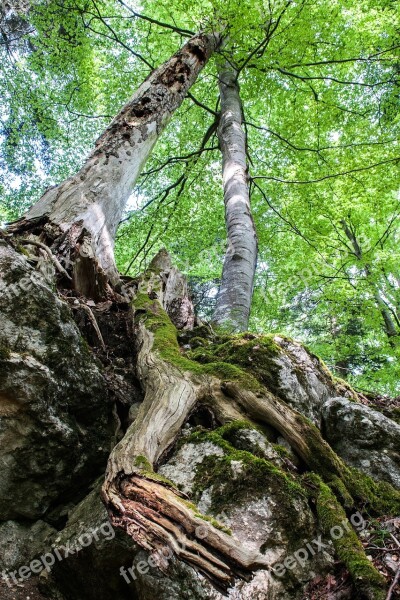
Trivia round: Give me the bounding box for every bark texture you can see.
[212,63,257,332]
[8,32,220,295]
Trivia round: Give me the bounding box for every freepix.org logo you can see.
[272,511,366,577]
[1,521,115,586]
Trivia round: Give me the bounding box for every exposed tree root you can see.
[102,251,399,598]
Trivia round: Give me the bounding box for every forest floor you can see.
[303,516,400,599]
[0,577,47,600]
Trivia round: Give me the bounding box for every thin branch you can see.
[237,0,292,77]
[274,66,397,88]
[285,45,400,68]
[187,92,219,116]
[117,0,195,37]
[141,145,218,177]
[245,120,398,153]
[252,157,399,184]
[85,1,154,69]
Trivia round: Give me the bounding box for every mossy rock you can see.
[189,424,306,519]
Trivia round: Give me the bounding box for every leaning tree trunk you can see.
[212,62,258,332]
[7,32,220,298]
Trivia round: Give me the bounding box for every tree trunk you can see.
[340,220,398,342]
[212,63,257,332]
[8,32,220,297]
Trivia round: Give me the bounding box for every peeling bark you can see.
[8,32,220,295]
[212,63,258,332]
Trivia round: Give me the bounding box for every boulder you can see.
[322,397,400,489]
[0,519,56,572]
[0,244,113,519]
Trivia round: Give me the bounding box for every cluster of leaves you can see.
[1,0,399,393]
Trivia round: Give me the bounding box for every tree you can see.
[211,60,257,332]
[8,30,220,294]
[1,2,400,599]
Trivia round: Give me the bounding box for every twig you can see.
[386,563,400,600]
[19,239,72,280]
[79,303,106,351]
[390,533,400,549]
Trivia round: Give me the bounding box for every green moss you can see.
[189,426,306,516]
[16,244,30,257]
[190,336,209,348]
[0,341,11,360]
[329,475,354,508]
[133,292,262,392]
[193,512,232,535]
[344,467,400,515]
[134,455,153,471]
[332,375,358,400]
[304,474,386,600]
[273,444,291,458]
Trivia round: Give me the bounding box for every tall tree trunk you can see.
[8,32,220,298]
[340,220,398,342]
[212,63,257,332]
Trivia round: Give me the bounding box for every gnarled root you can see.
[103,472,269,591]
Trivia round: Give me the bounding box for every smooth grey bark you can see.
[9,32,220,293]
[340,219,398,341]
[212,63,257,332]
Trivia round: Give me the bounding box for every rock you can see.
[42,431,335,600]
[271,337,340,425]
[157,432,334,599]
[41,481,138,600]
[322,397,400,488]
[158,441,224,494]
[0,519,56,572]
[0,244,113,519]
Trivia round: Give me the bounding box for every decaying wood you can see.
[102,250,371,592]
[19,238,72,280]
[8,32,220,294]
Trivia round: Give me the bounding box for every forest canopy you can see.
[1,0,399,393]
